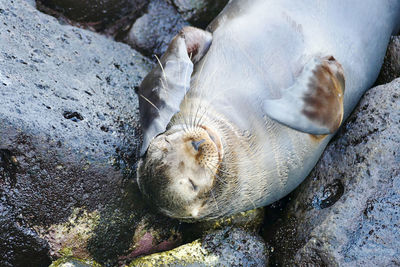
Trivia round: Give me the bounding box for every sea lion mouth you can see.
[200,125,224,161]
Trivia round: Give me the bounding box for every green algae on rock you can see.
[130,228,268,266]
[33,208,100,260]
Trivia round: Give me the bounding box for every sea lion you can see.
[136,0,400,220]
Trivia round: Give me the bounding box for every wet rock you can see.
[0,202,52,267]
[264,78,400,266]
[376,36,400,85]
[0,0,182,266]
[311,179,344,210]
[36,0,148,32]
[102,213,182,266]
[131,228,268,266]
[167,0,228,28]
[125,0,189,58]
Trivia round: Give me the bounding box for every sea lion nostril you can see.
[191,139,206,151]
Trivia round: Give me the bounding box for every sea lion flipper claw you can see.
[263,55,345,135]
[138,27,212,155]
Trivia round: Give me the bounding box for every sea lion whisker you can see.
[196,102,216,129]
[191,106,203,131]
[139,94,160,112]
[244,193,257,210]
[150,143,165,153]
[154,55,169,90]
[214,173,228,186]
[180,114,191,134]
[193,104,204,129]
[174,103,192,134]
[209,188,220,212]
[189,103,196,131]
[205,164,228,185]
[207,163,236,177]
[194,105,208,129]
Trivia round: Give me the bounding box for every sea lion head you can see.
[137,123,224,220]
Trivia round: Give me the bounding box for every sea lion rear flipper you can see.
[139,27,212,155]
[263,56,345,135]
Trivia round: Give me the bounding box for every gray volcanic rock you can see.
[125,0,189,58]
[167,0,228,28]
[50,257,101,267]
[264,78,400,266]
[131,228,268,266]
[0,202,51,267]
[0,0,182,266]
[376,36,400,85]
[36,0,148,32]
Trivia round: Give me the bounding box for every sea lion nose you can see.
[191,139,205,151]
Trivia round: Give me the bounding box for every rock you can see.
[130,228,268,266]
[182,208,265,241]
[0,202,52,267]
[36,0,148,32]
[376,36,400,85]
[125,0,189,58]
[263,78,400,266]
[50,257,101,267]
[0,0,182,266]
[166,0,228,28]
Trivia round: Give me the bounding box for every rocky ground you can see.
[1,0,399,266]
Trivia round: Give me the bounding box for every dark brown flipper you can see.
[138,27,212,155]
[263,56,345,135]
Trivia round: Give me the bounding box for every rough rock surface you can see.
[36,0,148,32]
[131,228,268,266]
[263,78,400,266]
[167,0,228,28]
[0,0,182,266]
[376,36,400,85]
[125,0,189,58]
[182,208,265,242]
[50,257,101,267]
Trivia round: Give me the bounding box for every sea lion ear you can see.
[138,27,212,155]
[263,56,345,135]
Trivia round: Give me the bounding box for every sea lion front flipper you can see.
[263,56,345,135]
[139,27,212,155]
